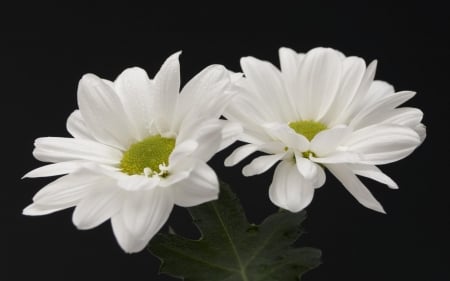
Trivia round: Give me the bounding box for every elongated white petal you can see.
[174,65,230,130]
[77,74,136,149]
[279,48,305,120]
[338,60,378,123]
[169,140,199,166]
[258,141,289,154]
[263,123,310,151]
[313,166,326,188]
[310,151,361,164]
[297,48,342,120]
[29,172,106,209]
[323,57,366,125]
[381,107,423,127]
[218,121,243,151]
[111,214,146,254]
[33,137,122,165]
[350,91,416,129]
[327,164,385,213]
[224,90,273,132]
[364,80,395,105]
[241,56,294,121]
[349,164,398,189]
[184,120,223,162]
[242,153,285,176]
[66,110,93,140]
[23,203,71,216]
[23,160,87,178]
[354,60,378,105]
[294,154,318,179]
[121,187,173,245]
[72,184,123,230]
[279,47,300,80]
[310,126,352,156]
[114,67,155,140]
[117,175,159,191]
[346,124,421,164]
[269,160,315,212]
[173,161,219,207]
[415,123,427,142]
[153,52,181,131]
[224,144,259,166]
[159,170,190,187]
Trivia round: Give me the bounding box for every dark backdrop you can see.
[5,2,449,281]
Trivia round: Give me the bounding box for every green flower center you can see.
[288,120,327,141]
[120,135,176,176]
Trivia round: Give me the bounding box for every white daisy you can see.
[23,52,241,253]
[224,47,425,213]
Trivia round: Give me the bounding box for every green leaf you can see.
[148,182,321,281]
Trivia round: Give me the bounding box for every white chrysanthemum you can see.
[225,47,425,213]
[23,52,241,253]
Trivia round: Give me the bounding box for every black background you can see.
[5,2,449,281]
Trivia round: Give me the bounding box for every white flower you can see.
[23,52,242,253]
[225,47,425,213]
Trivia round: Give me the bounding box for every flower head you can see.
[23,52,241,253]
[225,47,425,213]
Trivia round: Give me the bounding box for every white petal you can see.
[22,160,87,178]
[172,161,219,207]
[72,184,123,229]
[297,48,342,120]
[310,151,361,164]
[33,137,122,165]
[159,170,190,187]
[111,214,146,254]
[122,187,173,238]
[327,164,385,213]
[229,71,243,83]
[381,107,423,127]
[337,60,378,123]
[153,52,181,131]
[364,80,395,105]
[415,123,427,142]
[218,121,243,151]
[353,60,378,104]
[224,89,272,132]
[258,141,290,154]
[23,203,68,216]
[238,127,275,146]
[294,154,318,179]
[66,110,93,140]
[350,91,416,129]
[310,126,352,156]
[31,171,106,208]
[77,74,136,149]
[279,47,300,78]
[323,56,366,125]
[313,166,326,188]
[263,123,309,151]
[179,120,223,162]
[117,174,160,191]
[349,164,398,189]
[346,124,421,164]
[279,48,305,119]
[169,140,199,166]
[268,160,315,213]
[241,56,294,121]
[114,67,155,140]
[242,153,285,176]
[174,65,231,131]
[224,144,259,166]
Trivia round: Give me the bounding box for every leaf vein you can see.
[211,201,250,281]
